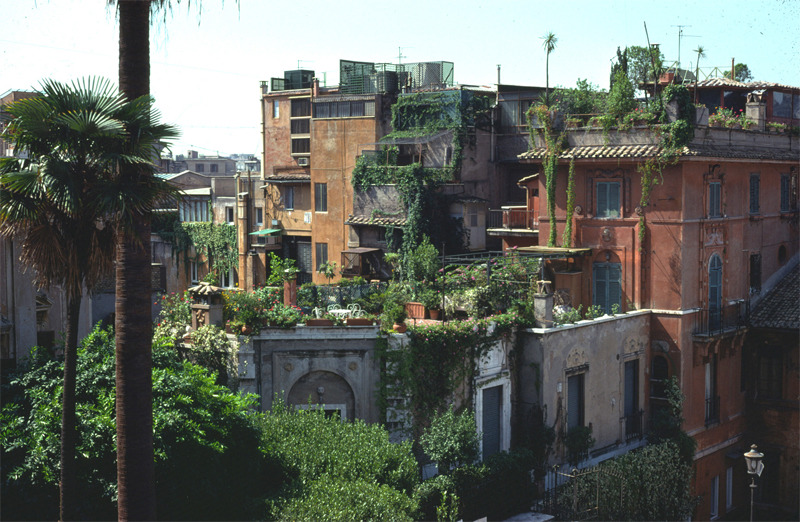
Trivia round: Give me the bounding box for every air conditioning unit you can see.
[297,157,309,167]
[271,219,280,227]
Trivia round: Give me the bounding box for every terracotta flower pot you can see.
[405,302,425,319]
[393,322,407,333]
[428,309,441,320]
[306,318,334,327]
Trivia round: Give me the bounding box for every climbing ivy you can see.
[153,211,237,279]
[378,313,521,437]
[528,105,564,247]
[562,159,576,247]
[636,84,695,248]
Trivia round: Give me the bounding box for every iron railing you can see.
[623,410,644,441]
[487,207,538,231]
[693,299,749,337]
[705,395,720,426]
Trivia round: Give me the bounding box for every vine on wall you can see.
[153,211,237,279]
[562,159,576,247]
[528,105,564,247]
[378,313,521,437]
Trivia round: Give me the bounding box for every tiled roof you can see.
[345,214,407,227]
[750,264,799,330]
[694,78,799,91]
[264,172,310,182]
[519,144,800,162]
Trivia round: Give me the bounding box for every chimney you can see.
[312,77,320,97]
[746,92,766,132]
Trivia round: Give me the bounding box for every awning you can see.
[342,247,381,254]
[249,228,282,236]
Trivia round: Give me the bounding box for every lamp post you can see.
[744,444,764,522]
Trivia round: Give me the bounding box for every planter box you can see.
[305,319,334,327]
[405,302,426,319]
[695,106,709,126]
[345,317,373,326]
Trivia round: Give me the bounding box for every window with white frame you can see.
[190,261,199,284]
[284,186,295,210]
[710,475,719,518]
[225,206,234,224]
[273,100,279,119]
[255,207,264,227]
[596,181,621,218]
[220,267,235,288]
[179,197,210,222]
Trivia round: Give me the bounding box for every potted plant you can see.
[384,304,407,333]
[420,288,442,319]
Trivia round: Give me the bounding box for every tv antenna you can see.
[296,59,312,69]
[397,46,413,65]
[672,25,700,69]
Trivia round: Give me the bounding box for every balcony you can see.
[623,410,644,442]
[692,299,749,338]
[486,206,538,237]
[705,395,720,426]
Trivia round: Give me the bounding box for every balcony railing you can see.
[693,299,749,337]
[705,395,720,426]
[487,207,538,231]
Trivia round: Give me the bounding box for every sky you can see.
[2,0,798,157]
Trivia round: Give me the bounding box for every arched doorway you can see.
[288,370,355,421]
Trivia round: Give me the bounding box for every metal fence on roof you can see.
[339,60,454,95]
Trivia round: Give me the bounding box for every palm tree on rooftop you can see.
[693,46,705,104]
[541,31,558,106]
[0,77,178,521]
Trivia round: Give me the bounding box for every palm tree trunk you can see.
[545,53,550,106]
[59,294,81,521]
[116,1,156,520]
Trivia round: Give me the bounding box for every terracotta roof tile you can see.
[345,214,407,227]
[750,264,800,330]
[519,144,799,162]
[694,78,799,91]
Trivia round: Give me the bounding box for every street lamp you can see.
[744,444,764,522]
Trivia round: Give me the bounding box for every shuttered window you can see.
[567,374,585,429]
[593,262,621,314]
[596,181,621,218]
[708,254,722,329]
[481,386,502,459]
[749,173,760,214]
[709,181,721,218]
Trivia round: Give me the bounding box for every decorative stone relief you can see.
[284,362,294,372]
[705,227,724,246]
[566,347,589,368]
[348,362,358,371]
[624,336,641,354]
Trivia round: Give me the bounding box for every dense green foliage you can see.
[626,45,664,95]
[559,441,697,521]
[420,407,480,473]
[607,69,637,120]
[553,78,607,116]
[648,376,697,463]
[528,105,562,247]
[260,401,418,520]
[734,63,753,82]
[152,212,237,280]
[1,325,273,521]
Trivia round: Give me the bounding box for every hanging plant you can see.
[562,159,576,247]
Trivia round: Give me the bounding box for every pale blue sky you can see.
[2,0,798,156]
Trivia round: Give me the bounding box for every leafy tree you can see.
[735,62,753,82]
[541,32,558,106]
[607,68,637,119]
[627,45,665,95]
[420,406,480,473]
[0,77,176,520]
[260,400,418,520]
[649,376,697,463]
[553,78,607,115]
[1,325,276,521]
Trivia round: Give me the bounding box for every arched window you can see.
[708,254,722,330]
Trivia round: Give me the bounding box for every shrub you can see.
[1,325,277,521]
[420,407,479,473]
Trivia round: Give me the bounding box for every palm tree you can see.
[541,32,558,106]
[693,46,705,104]
[0,77,177,520]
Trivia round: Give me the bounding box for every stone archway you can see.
[288,370,355,421]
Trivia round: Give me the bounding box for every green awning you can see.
[249,228,282,236]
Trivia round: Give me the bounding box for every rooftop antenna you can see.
[671,25,700,70]
[296,59,312,69]
[397,46,412,65]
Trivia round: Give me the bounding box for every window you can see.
[190,261,199,284]
[482,385,503,459]
[255,207,263,227]
[313,99,376,119]
[291,98,311,117]
[291,119,310,134]
[195,163,205,173]
[749,253,761,294]
[596,181,621,218]
[220,267,235,288]
[749,173,759,214]
[708,254,722,330]
[705,353,719,424]
[377,227,386,243]
[624,359,640,438]
[567,373,585,429]
[651,355,669,399]
[726,467,733,511]
[709,181,721,218]
[210,163,219,173]
[592,262,621,314]
[710,475,719,518]
[780,173,796,212]
[314,183,327,212]
[315,242,328,270]
[468,205,478,227]
[772,91,792,119]
[757,347,783,399]
[284,186,295,210]
[225,206,234,224]
[273,100,279,119]
[179,197,210,222]
[291,138,310,154]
